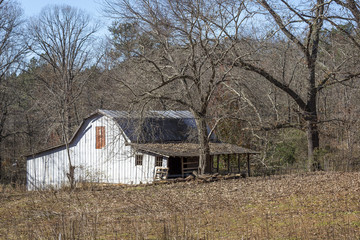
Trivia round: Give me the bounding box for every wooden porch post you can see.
[205,155,212,173]
[216,155,220,173]
[210,155,214,173]
[247,154,251,177]
[181,157,184,178]
[237,154,241,173]
[227,154,230,173]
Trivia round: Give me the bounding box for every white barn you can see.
[26,110,257,190]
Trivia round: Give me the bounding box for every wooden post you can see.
[237,154,241,173]
[227,154,230,173]
[216,155,220,173]
[247,154,251,177]
[205,155,212,173]
[181,157,184,178]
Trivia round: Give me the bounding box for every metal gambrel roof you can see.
[99,109,217,144]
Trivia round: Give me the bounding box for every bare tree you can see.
[328,1,360,53]
[102,0,250,174]
[0,0,26,180]
[27,5,99,188]
[215,0,360,170]
[332,1,360,28]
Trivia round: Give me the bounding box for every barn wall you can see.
[27,115,159,190]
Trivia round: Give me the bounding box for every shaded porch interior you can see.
[167,154,253,178]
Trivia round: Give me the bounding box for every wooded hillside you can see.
[1,0,360,183]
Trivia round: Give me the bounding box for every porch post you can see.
[216,155,220,173]
[227,154,230,173]
[181,157,184,178]
[205,155,212,173]
[237,154,241,173]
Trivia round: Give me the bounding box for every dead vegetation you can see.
[1,172,360,239]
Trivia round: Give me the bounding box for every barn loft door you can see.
[96,126,105,149]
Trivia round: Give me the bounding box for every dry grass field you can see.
[1,172,360,239]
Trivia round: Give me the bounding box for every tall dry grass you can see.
[1,172,360,239]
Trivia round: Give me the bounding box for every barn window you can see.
[155,156,163,167]
[135,154,143,166]
[96,126,105,149]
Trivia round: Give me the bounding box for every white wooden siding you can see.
[27,115,158,190]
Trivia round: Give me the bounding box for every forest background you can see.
[1,0,360,184]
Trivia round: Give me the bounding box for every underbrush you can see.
[1,172,360,239]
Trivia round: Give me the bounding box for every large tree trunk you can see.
[305,91,321,171]
[306,117,320,171]
[193,111,211,175]
[306,52,321,171]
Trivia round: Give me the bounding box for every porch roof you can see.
[128,143,259,157]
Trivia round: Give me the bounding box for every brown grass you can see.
[1,172,360,239]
